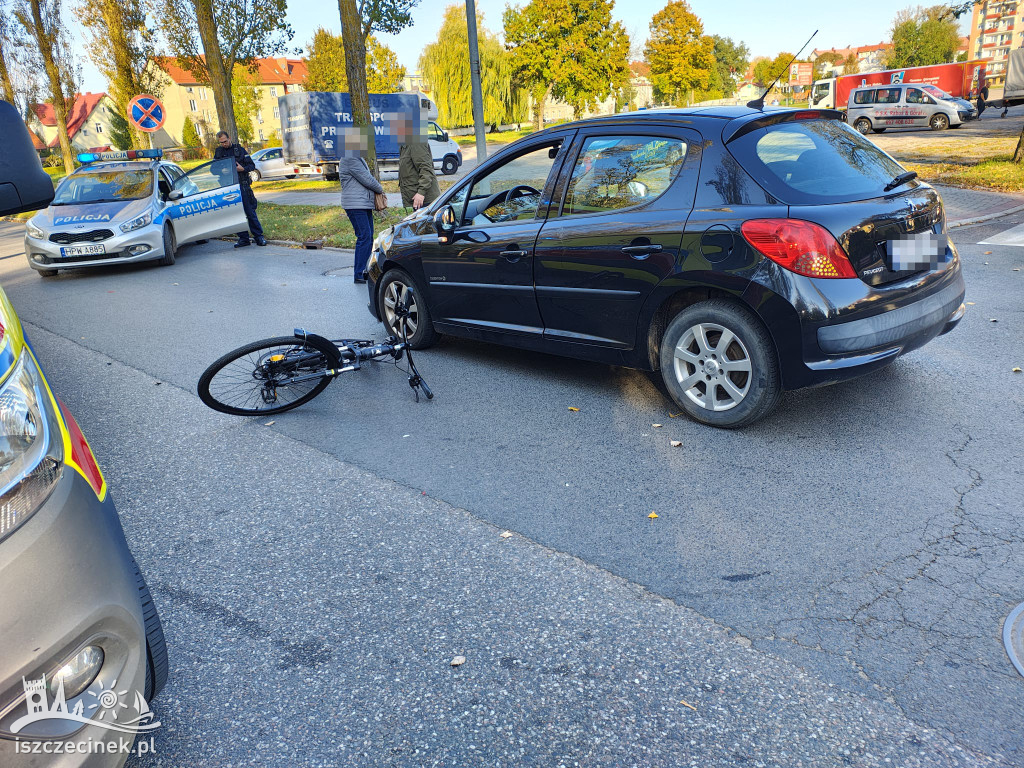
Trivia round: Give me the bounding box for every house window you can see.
[189,99,197,111]
[269,86,278,97]
[199,87,207,100]
[273,105,280,119]
[258,129,264,140]
[256,109,263,123]
[95,123,103,133]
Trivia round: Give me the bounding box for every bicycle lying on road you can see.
[198,296,433,416]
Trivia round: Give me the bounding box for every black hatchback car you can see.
[365,107,965,428]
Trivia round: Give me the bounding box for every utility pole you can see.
[465,0,487,164]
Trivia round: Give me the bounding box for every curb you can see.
[948,202,1024,229]
[216,235,354,254]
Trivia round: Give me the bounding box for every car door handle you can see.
[621,244,663,257]
[500,249,528,261]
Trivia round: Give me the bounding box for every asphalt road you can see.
[0,215,1020,766]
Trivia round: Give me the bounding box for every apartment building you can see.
[148,57,309,147]
[28,92,120,152]
[969,0,1022,85]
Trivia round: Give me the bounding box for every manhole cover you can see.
[1004,601,1024,677]
[323,267,353,277]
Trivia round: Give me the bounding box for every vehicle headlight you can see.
[120,210,153,233]
[25,220,46,240]
[0,350,64,543]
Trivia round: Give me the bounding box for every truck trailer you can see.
[279,92,463,180]
[810,61,987,112]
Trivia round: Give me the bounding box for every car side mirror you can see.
[443,131,449,142]
[0,100,55,215]
[433,204,456,242]
[167,189,184,201]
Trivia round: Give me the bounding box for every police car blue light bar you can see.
[77,149,163,163]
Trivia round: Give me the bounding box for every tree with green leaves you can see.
[708,35,749,99]
[842,52,859,75]
[231,66,259,144]
[753,52,793,90]
[505,0,629,124]
[182,114,201,147]
[109,109,133,149]
[643,0,715,105]
[14,0,78,172]
[78,0,158,149]
[812,51,843,82]
[153,0,294,142]
[421,5,523,127]
[303,27,405,93]
[884,6,961,68]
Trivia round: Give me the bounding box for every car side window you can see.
[906,88,923,104]
[560,135,686,217]
[875,88,900,104]
[158,169,173,199]
[461,141,561,226]
[853,90,874,105]
[429,122,444,141]
[173,158,237,196]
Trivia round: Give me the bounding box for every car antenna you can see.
[747,30,818,111]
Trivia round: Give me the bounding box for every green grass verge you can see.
[454,128,537,147]
[258,203,411,248]
[255,177,456,195]
[904,156,1024,193]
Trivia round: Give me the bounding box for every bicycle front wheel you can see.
[198,335,341,416]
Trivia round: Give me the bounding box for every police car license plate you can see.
[60,245,105,257]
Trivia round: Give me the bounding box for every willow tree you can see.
[78,0,159,148]
[421,5,523,128]
[154,0,294,141]
[14,0,77,172]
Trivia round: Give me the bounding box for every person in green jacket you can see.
[393,113,440,210]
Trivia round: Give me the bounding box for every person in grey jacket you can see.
[339,127,385,284]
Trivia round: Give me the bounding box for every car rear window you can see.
[728,119,907,205]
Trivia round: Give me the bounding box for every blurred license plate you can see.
[886,232,947,271]
[60,245,105,257]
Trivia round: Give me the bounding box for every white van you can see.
[847,84,976,134]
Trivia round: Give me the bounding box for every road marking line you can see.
[979,221,1024,247]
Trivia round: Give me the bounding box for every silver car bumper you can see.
[24,228,165,272]
[0,470,147,768]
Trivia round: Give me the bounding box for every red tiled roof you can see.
[27,128,46,150]
[153,56,308,85]
[31,92,108,147]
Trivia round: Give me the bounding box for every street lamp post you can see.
[465,0,487,164]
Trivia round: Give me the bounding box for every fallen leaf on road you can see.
[648,512,659,519]
[679,700,698,712]
[670,440,682,447]
[568,406,580,412]
[652,423,663,428]
[1015,268,1021,272]
[450,656,466,667]
[500,531,513,539]
[265,421,275,426]
[172,282,179,285]
[669,412,682,418]
[967,302,976,305]
[984,251,992,255]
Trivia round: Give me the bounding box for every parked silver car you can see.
[249,147,296,182]
[848,83,976,134]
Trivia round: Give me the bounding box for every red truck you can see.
[810,61,987,110]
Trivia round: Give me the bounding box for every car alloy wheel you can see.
[672,322,751,411]
[442,156,458,175]
[658,300,781,428]
[378,269,438,349]
[249,169,261,183]
[930,114,949,131]
[854,118,871,135]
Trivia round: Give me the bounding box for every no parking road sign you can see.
[128,94,165,133]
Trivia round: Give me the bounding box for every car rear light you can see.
[741,219,858,279]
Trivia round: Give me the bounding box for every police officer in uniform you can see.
[214,130,266,247]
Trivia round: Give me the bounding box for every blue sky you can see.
[76,0,971,93]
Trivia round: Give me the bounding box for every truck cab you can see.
[810,78,836,110]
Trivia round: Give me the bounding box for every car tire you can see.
[930,113,949,131]
[249,169,261,183]
[658,300,781,429]
[131,560,169,701]
[441,155,458,175]
[854,118,872,135]
[286,174,297,179]
[377,268,439,349]
[158,225,176,266]
[36,268,58,277]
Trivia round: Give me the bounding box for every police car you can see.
[23,149,248,277]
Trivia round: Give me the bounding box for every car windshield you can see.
[53,169,153,205]
[923,85,953,100]
[728,119,907,205]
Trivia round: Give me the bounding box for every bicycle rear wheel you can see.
[198,335,341,416]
